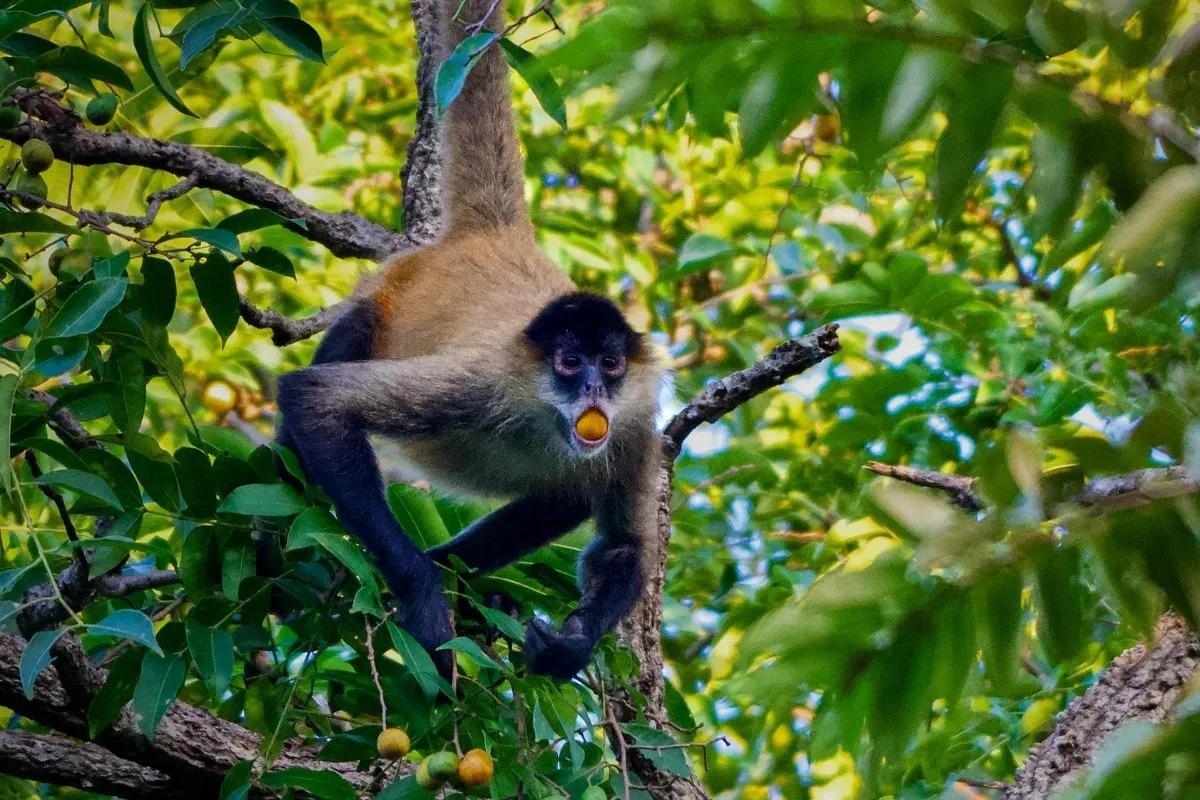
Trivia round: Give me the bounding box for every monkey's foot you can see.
[524,617,593,680]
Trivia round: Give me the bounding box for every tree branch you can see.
[238,298,351,346]
[1004,613,1200,799]
[0,731,186,800]
[609,324,843,800]
[661,323,841,451]
[5,89,408,261]
[863,461,983,510]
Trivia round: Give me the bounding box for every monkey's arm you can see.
[523,453,659,679]
[428,492,590,572]
[277,357,490,658]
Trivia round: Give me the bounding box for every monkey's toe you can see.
[524,618,593,680]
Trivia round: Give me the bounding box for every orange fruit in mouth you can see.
[575,408,609,441]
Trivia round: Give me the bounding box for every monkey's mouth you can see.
[572,407,610,450]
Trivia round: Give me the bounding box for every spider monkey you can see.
[275,0,662,680]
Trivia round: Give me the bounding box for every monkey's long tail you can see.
[440,0,530,236]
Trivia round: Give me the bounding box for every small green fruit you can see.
[426,751,460,782]
[415,760,441,791]
[20,139,53,174]
[0,104,20,129]
[15,173,47,208]
[85,93,118,126]
[58,248,92,276]
[47,248,66,274]
[580,787,608,800]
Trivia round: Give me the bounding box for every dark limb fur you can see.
[429,491,591,571]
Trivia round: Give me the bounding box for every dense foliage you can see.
[0,0,1199,798]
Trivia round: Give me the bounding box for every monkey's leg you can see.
[277,357,487,662]
[427,492,590,572]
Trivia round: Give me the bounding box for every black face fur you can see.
[525,292,643,398]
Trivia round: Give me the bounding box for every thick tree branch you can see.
[0,634,408,796]
[0,731,185,800]
[5,89,408,261]
[1005,613,1200,799]
[609,325,843,800]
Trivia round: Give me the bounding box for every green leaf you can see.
[175,447,217,517]
[106,348,145,437]
[179,525,219,600]
[500,38,566,129]
[43,277,128,338]
[868,618,936,759]
[387,621,446,700]
[217,209,305,235]
[220,531,255,598]
[126,441,182,512]
[881,49,954,144]
[179,11,234,70]
[36,45,133,90]
[0,374,18,493]
[133,2,196,117]
[168,129,276,164]
[132,652,185,739]
[974,569,1024,695]
[286,506,340,551]
[387,484,451,548]
[88,649,142,738]
[933,62,1013,220]
[669,233,733,280]
[0,279,36,340]
[737,36,837,158]
[189,252,239,343]
[842,39,907,165]
[244,246,295,278]
[186,617,233,698]
[1028,126,1081,240]
[622,723,693,778]
[20,629,64,699]
[438,636,502,670]
[140,257,176,327]
[218,483,306,517]
[309,529,382,608]
[376,775,433,800]
[89,609,162,654]
[1033,545,1088,665]
[36,469,122,511]
[0,210,74,234]
[178,228,241,257]
[435,32,499,114]
[261,768,356,800]
[259,16,324,63]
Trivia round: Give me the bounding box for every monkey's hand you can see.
[396,583,456,679]
[524,616,594,680]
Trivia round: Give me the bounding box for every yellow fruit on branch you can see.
[202,380,237,414]
[376,727,410,760]
[457,748,494,789]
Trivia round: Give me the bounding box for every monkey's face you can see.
[525,292,644,459]
[547,338,629,456]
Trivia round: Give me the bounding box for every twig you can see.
[863,461,984,511]
[24,451,87,575]
[661,324,841,452]
[238,299,350,346]
[364,618,388,727]
[98,173,201,231]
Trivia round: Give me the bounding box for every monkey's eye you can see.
[555,352,583,375]
[601,354,626,377]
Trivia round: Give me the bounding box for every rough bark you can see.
[0,731,185,800]
[0,634,409,796]
[607,324,843,799]
[1005,613,1200,799]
